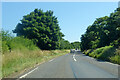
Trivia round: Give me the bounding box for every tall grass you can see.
[1,30,69,78]
[2,49,69,78]
[87,46,120,64]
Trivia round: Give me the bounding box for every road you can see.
[18,51,118,79]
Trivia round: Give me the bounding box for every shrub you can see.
[110,46,120,64]
[84,49,92,56]
[110,38,120,48]
[110,55,120,64]
[1,30,13,53]
[88,46,116,61]
[2,41,9,54]
[1,30,39,54]
[97,46,115,61]
[9,37,39,51]
[89,47,104,58]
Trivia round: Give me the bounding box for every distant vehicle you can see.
[70,49,75,53]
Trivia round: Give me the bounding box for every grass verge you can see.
[83,46,120,65]
[2,49,69,78]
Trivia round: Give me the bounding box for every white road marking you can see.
[19,67,38,78]
[49,58,54,62]
[73,54,77,61]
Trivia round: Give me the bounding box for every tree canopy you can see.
[71,41,81,49]
[80,8,120,51]
[13,9,64,50]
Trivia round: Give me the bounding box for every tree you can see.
[13,9,64,50]
[106,8,120,46]
[80,7,120,51]
[59,39,71,49]
[71,41,81,49]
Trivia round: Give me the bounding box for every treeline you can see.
[12,8,80,50]
[1,30,80,53]
[80,7,120,64]
[81,8,120,51]
[2,8,80,53]
[59,39,80,49]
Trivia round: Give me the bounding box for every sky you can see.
[2,2,118,42]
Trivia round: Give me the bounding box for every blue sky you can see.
[2,2,118,42]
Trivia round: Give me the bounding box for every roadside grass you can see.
[83,46,120,65]
[83,49,93,56]
[1,32,70,78]
[2,49,69,78]
[110,47,120,64]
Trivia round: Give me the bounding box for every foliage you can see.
[59,39,81,50]
[110,55,120,64]
[1,30,13,53]
[80,8,120,51]
[89,47,106,58]
[1,30,69,77]
[1,30,13,41]
[71,41,81,49]
[110,38,120,48]
[88,46,120,64]
[13,9,64,50]
[96,46,115,61]
[83,49,93,56]
[9,37,39,51]
[2,50,69,77]
[59,39,71,49]
[110,46,120,64]
[89,46,114,60]
[1,30,38,54]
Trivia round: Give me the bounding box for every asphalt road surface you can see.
[18,51,118,79]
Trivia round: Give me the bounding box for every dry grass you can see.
[2,49,69,78]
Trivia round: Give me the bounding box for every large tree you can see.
[13,9,64,50]
[80,7,120,51]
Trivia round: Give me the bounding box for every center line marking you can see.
[73,54,77,61]
[19,67,38,78]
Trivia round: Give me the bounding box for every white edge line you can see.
[49,58,55,62]
[19,67,38,78]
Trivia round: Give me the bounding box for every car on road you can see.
[70,49,75,53]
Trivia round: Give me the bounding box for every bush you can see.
[1,30,13,53]
[110,38,120,48]
[97,46,115,61]
[2,41,9,54]
[86,46,120,64]
[1,30,39,54]
[9,37,38,51]
[89,46,116,61]
[110,55,120,64]
[110,46,120,64]
[84,49,92,56]
[89,47,104,58]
